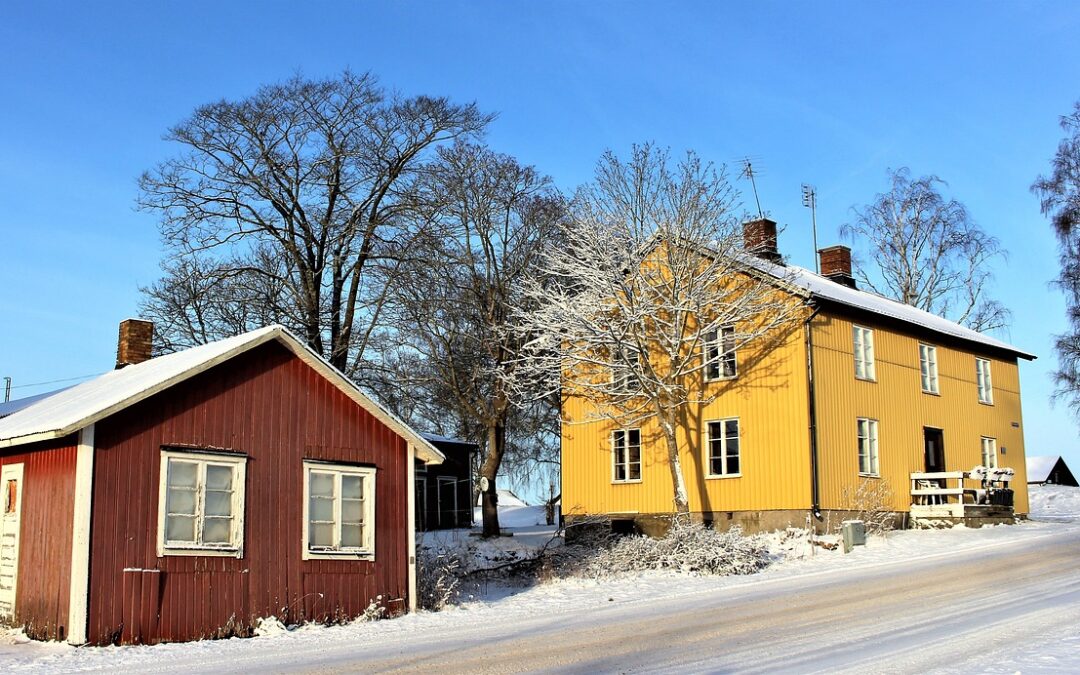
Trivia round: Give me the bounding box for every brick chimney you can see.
[742,218,781,264]
[818,245,857,289]
[116,319,154,369]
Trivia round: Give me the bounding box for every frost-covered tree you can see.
[842,168,1010,332]
[381,142,564,536]
[1032,101,1080,417]
[516,144,800,514]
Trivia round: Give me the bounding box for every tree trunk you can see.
[658,405,690,515]
[479,421,506,537]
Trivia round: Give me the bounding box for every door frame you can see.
[923,427,946,474]
[0,462,25,621]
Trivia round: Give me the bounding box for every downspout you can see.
[804,304,823,521]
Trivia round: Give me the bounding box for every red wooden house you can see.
[0,320,443,645]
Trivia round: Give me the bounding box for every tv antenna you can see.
[801,184,819,273]
[739,158,764,219]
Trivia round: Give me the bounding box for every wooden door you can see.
[0,463,24,620]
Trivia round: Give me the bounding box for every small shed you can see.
[0,320,443,645]
[415,433,477,530]
[1027,455,1079,487]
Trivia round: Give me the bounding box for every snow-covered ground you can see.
[3,489,1079,672]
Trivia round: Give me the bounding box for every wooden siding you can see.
[562,318,812,517]
[87,341,408,645]
[0,435,78,640]
[810,311,1030,515]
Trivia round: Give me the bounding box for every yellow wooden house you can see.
[561,219,1035,533]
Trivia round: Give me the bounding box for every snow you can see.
[3,494,1078,671]
[1027,455,1064,483]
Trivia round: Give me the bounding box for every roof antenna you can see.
[801,183,819,273]
[739,158,764,219]
[3,377,9,403]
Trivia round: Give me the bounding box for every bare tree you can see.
[382,142,565,536]
[138,71,492,373]
[1032,101,1080,416]
[515,144,801,514]
[842,168,1010,332]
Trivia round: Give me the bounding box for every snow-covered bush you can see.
[566,521,772,578]
[841,478,897,535]
[418,547,468,611]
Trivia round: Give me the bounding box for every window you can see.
[706,418,741,477]
[612,429,641,482]
[919,343,939,394]
[976,358,994,404]
[303,462,376,560]
[853,326,876,380]
[704,326,737,380]
[157,450,246,557]
[981,437,998,469]
[857,418,879,476]
[612,351,641,394]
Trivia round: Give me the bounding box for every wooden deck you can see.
[909,471,1016,526]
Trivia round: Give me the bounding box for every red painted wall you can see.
[87,341,408,644]
[0,435,78,640]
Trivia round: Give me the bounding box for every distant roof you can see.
[736,252,1035,360]
[420,432,479,449]
[0,325,444,464]
[0,386,70,419]
[1027,455,1064,483]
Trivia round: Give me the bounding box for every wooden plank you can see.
[911,488,965,496]
[910,471,965,480]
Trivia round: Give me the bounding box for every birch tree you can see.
[516,144,801,514]
[1032,101,1080,416]
[138,71,492,373]
[842,168,1010,332]
[382,142,564,536]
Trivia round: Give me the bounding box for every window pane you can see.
[168,461,198,488]
[628,429,640,445]
[310,471,334,497]
[206,465,233,490]
[166,487,196,515]
[342,498,363,523]
[202,517,231,544]
[725,420,739,438]
[309,522,333,548]
[628,462,641,481]
[615,464,626,481]
[726,455,740,475]
[205,490,232,517]
[711,457,724,476]
[165,514,196,542]
[341,475,363,500]
[340,524,362,548]
[309,496,333,522]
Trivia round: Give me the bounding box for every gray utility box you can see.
[842,520,867,553]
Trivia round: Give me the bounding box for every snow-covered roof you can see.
[475,488,528,507]
[734,251,1035,360]
[0,325,444,464]
[1027,455,1063,483]
[0,386,73,419]
[421,432,479,448]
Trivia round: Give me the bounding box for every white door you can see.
[0,463,24,620]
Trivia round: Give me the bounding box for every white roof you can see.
[1027,455,1062,483]
[0,325,444,464]
[735,251,1034,360]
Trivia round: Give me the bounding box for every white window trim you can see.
[857,417,880,477]
[981,436,998,469]
[302,461,376,561]
[919,343,940,395]
[156,449,247,558]
[611,429,642,484]
[705,417,742,479]
[853,325,876,382]
[704,326,738,382]
[977,358,994,405]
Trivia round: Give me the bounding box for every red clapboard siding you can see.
[0,435,78,641]
[87,341,408,645]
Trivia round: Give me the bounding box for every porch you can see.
[909,469,1017,527]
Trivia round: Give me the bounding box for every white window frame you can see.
[919,343,940,395]
[611,429,642,484]
[853,325,876,381]
[857,418,880,477]
[705,417,742,479]
[157,449,247,558]
[302,461,376,561]
[981,436,998,469]
[704,325,738,381]
[976,358,994,405]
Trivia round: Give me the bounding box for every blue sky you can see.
[2,1,1078,478]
